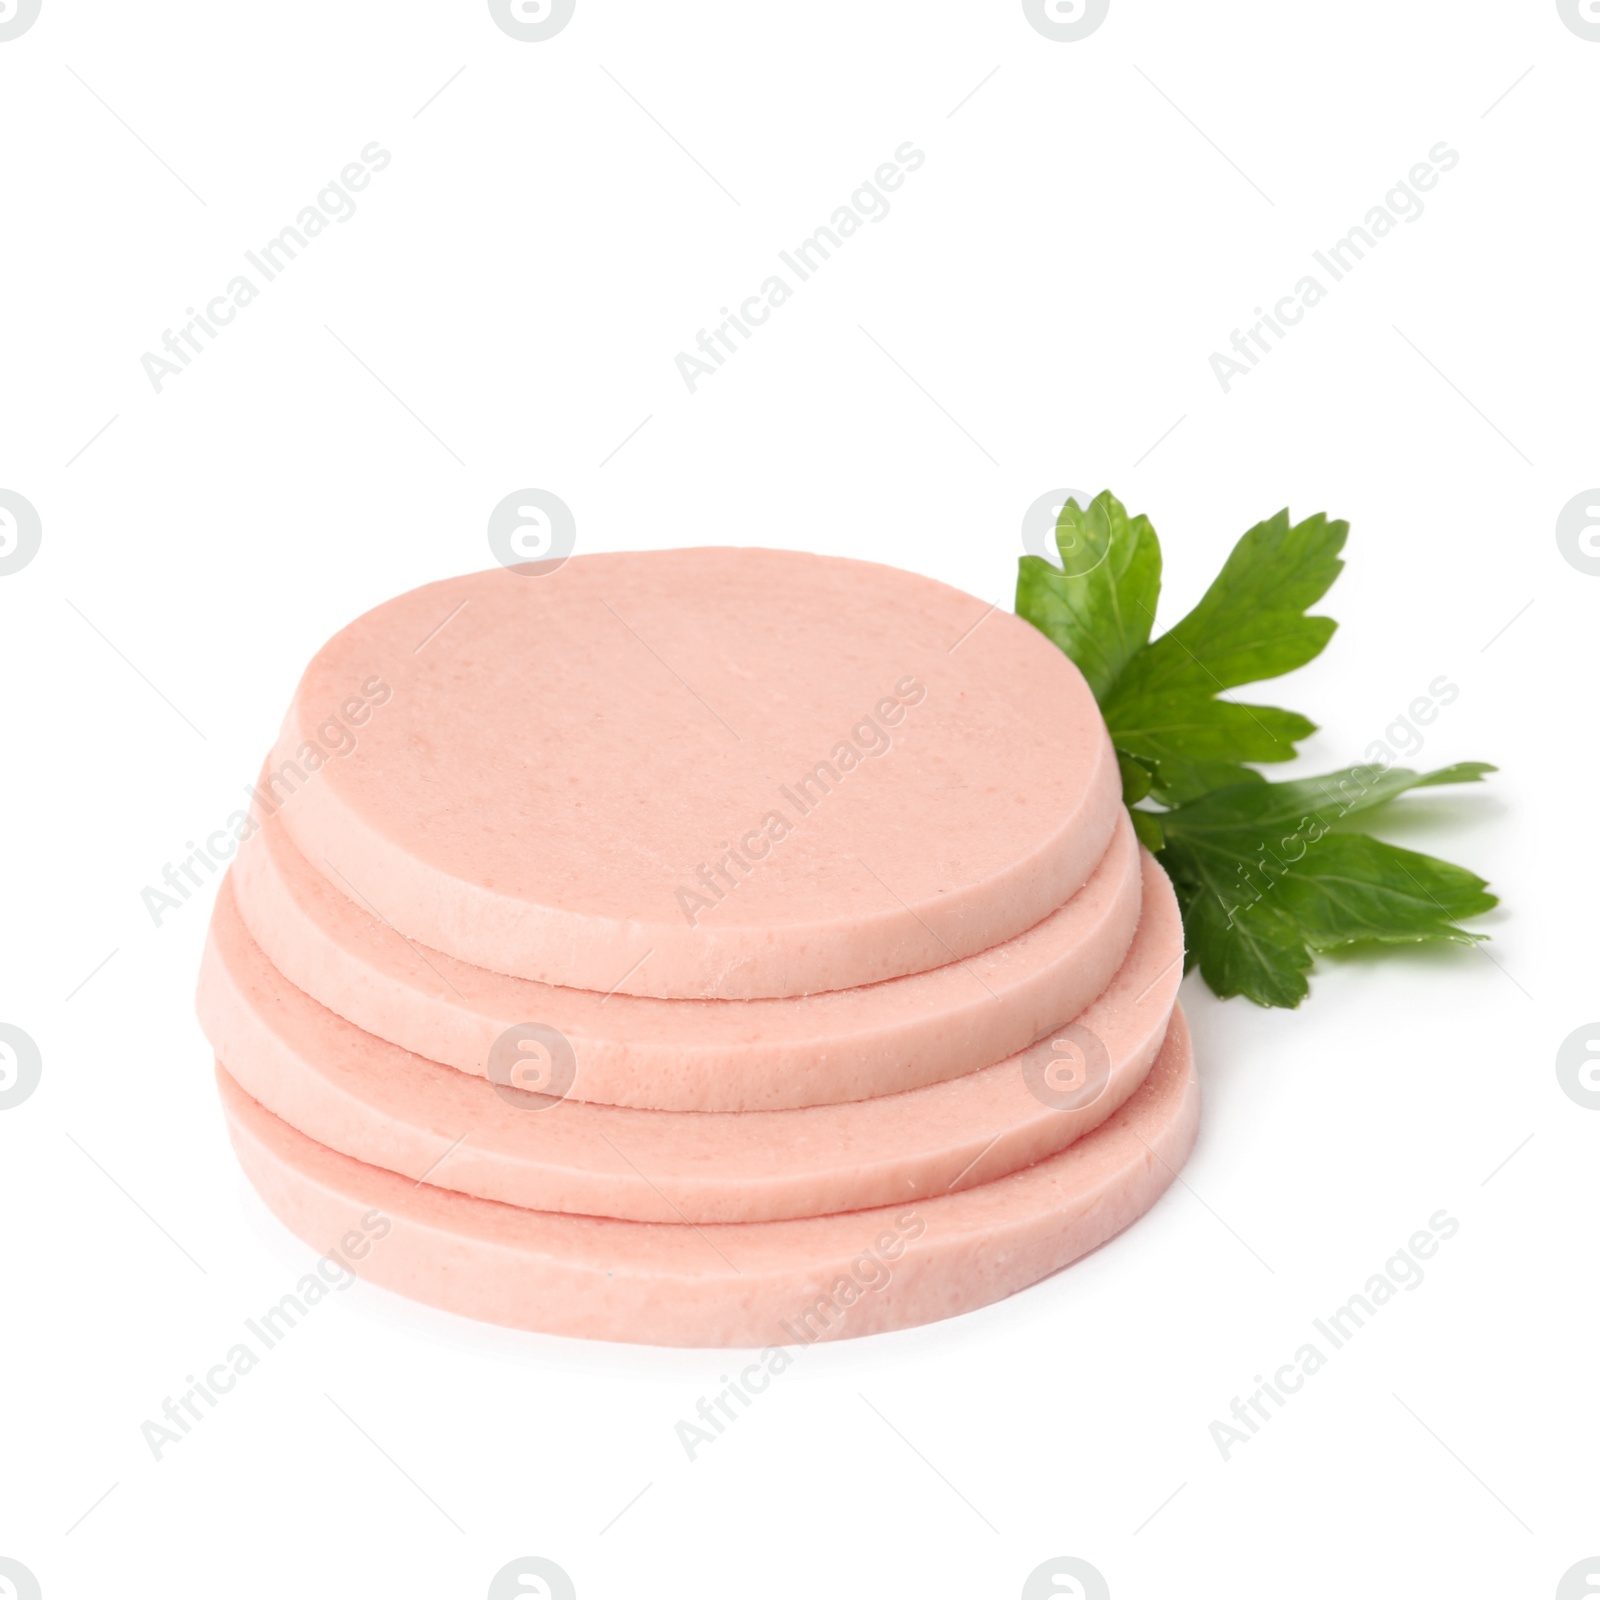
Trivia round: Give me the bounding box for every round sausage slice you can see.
[232,791,1142,1111]
[198,852,1182,1223]
[265,550,1121,999]
[216,1007,1200,1346]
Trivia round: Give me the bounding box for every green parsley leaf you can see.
[1158,760,1497,835]
[1110,508,1346,702]
[1016,500,1347,803]
[1128,808,1166,854]
[1109,698,1314,806]
[1156,764,1498,1008]
[1116,750,1155,806]
[1015,491,1160,702]
[1016,490,1499,1007]
[1103,508,1345,801]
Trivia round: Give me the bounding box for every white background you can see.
[1,1,1594,1596]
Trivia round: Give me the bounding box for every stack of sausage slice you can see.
[197,549,1199,1345]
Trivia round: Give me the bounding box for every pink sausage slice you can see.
[197,855,1182,1223]
[267,551,1122,999]
[232,794,1142,1111]
[216,1006,1199,1346]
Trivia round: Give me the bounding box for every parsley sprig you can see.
[1017,491,1498,1007]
